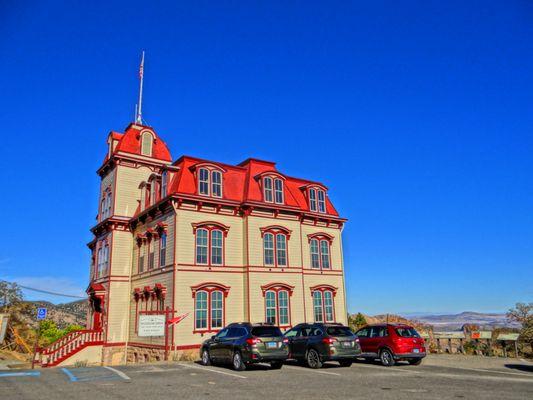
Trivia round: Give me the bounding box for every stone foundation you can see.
[102,345,127,365]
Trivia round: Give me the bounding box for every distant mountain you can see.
[412,311,519,330]
[22,300,88,329]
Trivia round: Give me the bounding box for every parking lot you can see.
[0,355,531,400]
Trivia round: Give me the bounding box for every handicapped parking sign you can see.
[37,308,47,320]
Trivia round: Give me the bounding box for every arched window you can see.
[263,177,273,202]
[195,291,208,330]
[261,283,294,328]
[261,226,291,267]
[211,290,223,329]
[313,291,323,322]
[198,168,210,195]
[192,222,229,266]
[274,178,284,204]
[308,233,334,270]
[211,230,223,265]
[265,291,277,324]
[149,181,156,205]
[311,286,337,323]
[196,228,208,264]
[191,283,230,332]
[212,170,222,198]
[263,233,275,266]
[140,132,153,156]
[308,187,327,213]
[159,233,167,267]
[138,240,146,273]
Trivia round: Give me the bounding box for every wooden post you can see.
[514,340,519,358]
[164,306,169,361]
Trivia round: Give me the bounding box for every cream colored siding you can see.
[115,165,153,217]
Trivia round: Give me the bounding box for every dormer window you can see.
[195,165,224,198]
[140,131,153,156]
[262,175,284,204]
[309,187,326,213]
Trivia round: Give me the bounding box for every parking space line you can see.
[61,368,78,382]
[438,366,532,378]
[352,363,422,374]
[284,365,341,376]
[0,371,40,378]
[103,366,131,380]
[175,363,247,379]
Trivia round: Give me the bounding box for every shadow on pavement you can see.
[504,364,533,373]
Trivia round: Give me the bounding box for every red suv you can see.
[355,324,426,366]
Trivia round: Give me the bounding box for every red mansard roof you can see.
[102,124,340,218]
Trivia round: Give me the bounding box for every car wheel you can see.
[306,348,323,369]
[339,360,352,367]
[200,349,211,366]
[232,351,246,371]
[270,361,283,370]
[408,358,422,366]
[379,349,395,367]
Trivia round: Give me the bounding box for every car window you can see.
[228,327,247,338]
[326,326,354,337]
[369,327,382,338]
[298,327,312,337]
[216,328,229,338]
[395,327,420,338]
[251,326,283,337]
[356,328,369,338]
[310,327,323,337]
[284,329,299,338]
[378,327,389,337]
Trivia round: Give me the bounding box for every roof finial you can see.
[135,51,145,124]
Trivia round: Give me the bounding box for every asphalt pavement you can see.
[0,355,531,399]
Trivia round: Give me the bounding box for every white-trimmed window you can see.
[192,284,229,332]
[161,171,168,198]
[195,227,225,266]
[310,239,320,268]
[265,291,277,324]
[212,171,222,198]
[159,233,167,267]
[276,234,287,266]
[211,290,223,329]
[263,233,275,265]
[138,242,145,273]
[195,291,208,330]
[313,291,324,322]
[274,178,284,204]
[148,240,154,270]
[309,188,327,213]
[150,181,156,205]
[140,132,153,156]
[195,228,209,264]
[310,238,331,269]
[199,168,210,196]
[312,289,335,323]
[197,167,224,198]
[278,290,289,325]
[309,188,317,212]
[318,190,326,213]
[264,177,273,202]
[262,227,290,267]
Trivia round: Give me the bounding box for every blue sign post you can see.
[37,307,47,320]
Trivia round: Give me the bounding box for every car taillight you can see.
[282,338,289,344]
[246,337,261,346]
[322,337,337,345]
[355,338,360,343]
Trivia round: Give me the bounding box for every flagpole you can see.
[136,51,145,124]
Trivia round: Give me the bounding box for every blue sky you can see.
[1,1,532,314]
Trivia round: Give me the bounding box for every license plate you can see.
[342,341,352,348]
[266,342,277,349]
[413,348,420,353]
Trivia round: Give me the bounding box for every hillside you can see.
[22,300,88,329]
[413,311,519,330]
